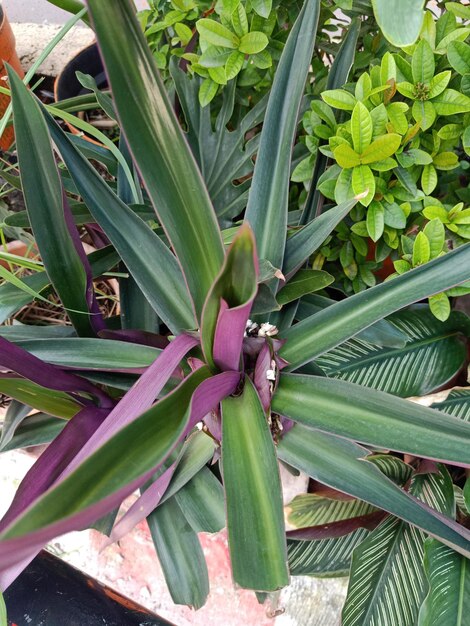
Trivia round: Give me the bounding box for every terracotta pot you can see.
[0,239,37,269]
[0,6,24,150]
[366,239,395,281]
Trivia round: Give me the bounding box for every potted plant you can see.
[1,0,470,623]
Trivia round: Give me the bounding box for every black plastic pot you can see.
[55,42,106,101]
[4,551,175,626]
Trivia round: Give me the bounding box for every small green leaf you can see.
[380,51,397,84]
[433,151,459,170]
[372,0,425,47]
[448,40,470,76]
[421,164,438,195]
[174,22,193,45]
[277,270,334,305]
[367,201,385,242]
[433,89,470,115]
[222,377,288,591]
[429,292,451,321]
[384,202,407,229]
[435,27,470,55]
[334,144,361,168]
[352,165,375,206]
[199,78,219,106]
[361,134,402,164]
[351,101,373,154]
[238,31,269,54]
[251,0,272,19]
[428,70,451,98]
[396,81,416,99]
[197,18,240,48]
[322,89,357,111]
[412,39,435,84]
[225,50,245,79]
[423,218,445,259]
[412,231,431,266]
[231,3,248,38]
[355,72,372,101]
[412,100,436,131]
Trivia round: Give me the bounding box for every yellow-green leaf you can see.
[334,143,361,168]
[352,165,375,207]
[361,134,401,164]
[351,101,373,154]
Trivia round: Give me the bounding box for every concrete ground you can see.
[3,0,149,24]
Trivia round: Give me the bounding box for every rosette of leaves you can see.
[2,0,470,621]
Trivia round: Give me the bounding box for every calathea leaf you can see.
[342,467,455,626]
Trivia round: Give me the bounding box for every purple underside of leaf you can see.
[58,334,199,477]
[62,191,106,334]
[0,370,240,583]
[0,336,112,407]
[286,511,387,541]
[104,462,177,547]
[254,342,272,413]
[0,406,109,533]
[213,298,255,372]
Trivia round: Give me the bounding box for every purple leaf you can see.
[213,297,254,372]
[62,191,106,334]
[98,329,170,349]
[0,371,240,583]
[0,336,112,407]
[59,333,199,476]
[0,406,109,533]
[253,342,272,413]
[286,511,387,540]
[104,462,177,546]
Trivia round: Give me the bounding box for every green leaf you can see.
[412,39,435,84]
[283,197,358,275]
[352,165,375,206]
[1,367,211,539]
[231,3,248,38]
[197,18,239,48]
[278,425,470,560]
[274,373,470,465]
[201,224,257,371]
[0,413,65,452]
[435,27,470,55]
[366,200,385,242]
[412,231,431,266]
[251,0,272,18]
[322,89,357,111]
[147,496,209,609]
[396,149,432,168]
[221,377,288,591]
[372,0,425,47]
[277,270,334,305]
[45,115,196,333]
[174,467,225,533]
[87,0,225,322]
[315,308,468,397]
[225,50,245,79]
[421,164,438,195]
[0,379,80,419]
[280,242,470,368]
[433,151,459,170]
[360,134,402,164]
[448,41,470,76]
[429,292,451,321]
[423,218,445,258]
[238,31,269,54]
[384,202,407,228]
[343,470,454,626]
[0,592,5,626]
[334,143,361,168]
[244,0,320,271]
[7,68,96,337]
[199,78,219,106]
[420,539,470,626]
[433,89,470,115]
[428,70,451,98]
[287,494,377,530]
[351,102,373,154]
[412,100,436,131]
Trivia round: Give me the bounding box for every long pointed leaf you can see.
[44,113,195,333]
[281,243,470,368]
[8,67,103,337]
[245,0,320,270]
[86,0,225,321]
[221,377,288,591]
[277,425,470,559]
[273,374,470,466]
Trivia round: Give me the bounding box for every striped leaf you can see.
[287,495,376,530]
[432,389,470,422]
[419,539,470,626]
[342,468,455,626]
[315,308,468,397]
